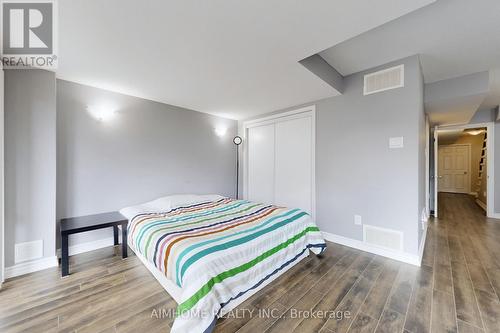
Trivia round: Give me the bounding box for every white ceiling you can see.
[438,128,486,145]
[57,0,434,120]
[319,0,500,84]
[481,67,500,110]
[437,129,464,144]
[426,94,487,126]
[424,71,490,126]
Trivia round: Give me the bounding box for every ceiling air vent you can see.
[363,64,404,95]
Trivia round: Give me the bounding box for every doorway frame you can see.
[433,122,495,218]
[242,105,316,220]
[0,65,4,287]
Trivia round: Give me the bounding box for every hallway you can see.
[423,193,500,332]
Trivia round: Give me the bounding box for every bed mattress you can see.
[123,196,326,333]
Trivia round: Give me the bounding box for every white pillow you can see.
[167,194,224,208]
[120,194,224,220]
[119,198,170,220]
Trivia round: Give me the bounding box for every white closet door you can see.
[275,117,313,214]
[247,124,275,204]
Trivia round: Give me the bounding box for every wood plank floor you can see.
[1,193,500,332]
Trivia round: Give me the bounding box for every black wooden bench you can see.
[60,212,128,277]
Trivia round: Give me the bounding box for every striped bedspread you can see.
[127,197,326,333]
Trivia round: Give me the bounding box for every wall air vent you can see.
[363,64,404,95]
[363,225,403,251]
[15,240,43,264]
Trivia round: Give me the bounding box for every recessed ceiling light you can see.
[466,129,485,136]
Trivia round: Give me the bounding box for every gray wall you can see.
[57,80,237,246]
[241,55,424,255]
[0,68,4,282]
[299,55,344,93]
[429,128,436,214]
[495,122,500,212]
[417,61,426,247]
[5,69,57,267]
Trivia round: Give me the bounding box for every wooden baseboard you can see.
[5,256,58,279]
[56,236,120,258]
[475,199,487,211]
[322,231,421,266]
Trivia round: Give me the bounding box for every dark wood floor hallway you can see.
[417,192,500,333]
[0,193,499,332]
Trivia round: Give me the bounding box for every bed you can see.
[120,194,326,333]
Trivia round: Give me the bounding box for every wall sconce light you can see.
[87,105,117,122]
[214,126,228,137]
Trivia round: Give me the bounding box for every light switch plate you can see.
[389,136,404,149]
[354,215,362,225]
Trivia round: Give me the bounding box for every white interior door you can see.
[275,117,312,214]
[247,124,275,204]
[438,144,470,193]
[244,107,315,217]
